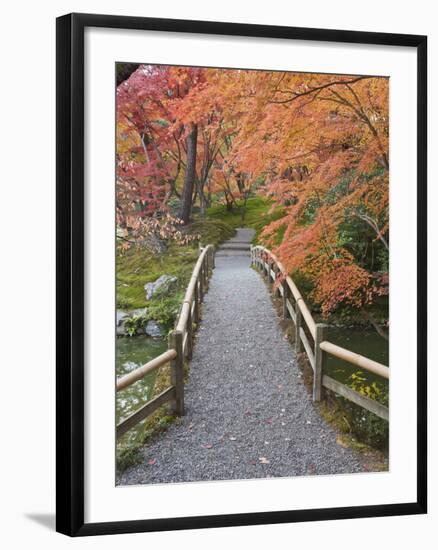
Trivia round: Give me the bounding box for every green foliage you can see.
[291,270,315,301]
[327,371,389,450]
[123,315,148,337]
[337,215,388,273]
[116,410,179,471]
[148,293,185,327]
[116,445,144,471]
[157,414,175,429]
[349,371,388,404]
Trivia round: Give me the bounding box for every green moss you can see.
[117,445,144,471]
[117,219,234,311]
[206,196,285,242]
[187,218,235,247]
[117,217,233,334]
[117,245,197,310]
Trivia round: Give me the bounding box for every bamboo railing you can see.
[116,244,215,439]
[251,245,389,421]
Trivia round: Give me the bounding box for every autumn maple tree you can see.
[116,64,389,334]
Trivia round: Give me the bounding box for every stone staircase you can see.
[215,228,254,257]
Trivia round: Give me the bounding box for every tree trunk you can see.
[179,123,198,224]
[198,183,206,217]
[116,63,140,85]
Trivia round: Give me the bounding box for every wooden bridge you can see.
[116,229,389,482]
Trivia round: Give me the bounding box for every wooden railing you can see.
[116,244,215,438]
[251,245,389,421]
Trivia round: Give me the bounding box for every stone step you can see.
[215,250,251,257]
[218,244,251,251]
[225,240,253,244]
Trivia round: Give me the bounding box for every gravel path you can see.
[118,228,364,485]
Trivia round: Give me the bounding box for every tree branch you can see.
[269,76,371,104]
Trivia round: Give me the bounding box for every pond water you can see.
[325,326,389,388]
[116,326,389,445]
[116,335,167,446]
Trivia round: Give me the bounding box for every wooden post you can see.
[313,323,328,402]
[204,250,209,282]
[186,307,193,360]
[211,246,215,269]
[274,265,280,296]
[193,283,199,324]
[295,302,302,354]
[282,280,290,319]
[169,330,184,415]
[203,255,208,287]
[199,266,204,302]
[209,247,213,274]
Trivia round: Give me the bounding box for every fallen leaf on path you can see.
[203,443,213,449]
[259,457,270,464]
[148,459,156,465]
[229,437,237,441]
[264,418,273,424]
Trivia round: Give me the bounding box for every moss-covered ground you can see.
[206,196,285,242]
[116,219,235,314]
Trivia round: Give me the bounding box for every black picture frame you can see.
[56,12,427,537]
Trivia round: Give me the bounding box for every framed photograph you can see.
[56,12,427,536]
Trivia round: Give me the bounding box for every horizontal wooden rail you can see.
[320,341,389,380]
[117,386,176,438]
[176,245,213,333]
[116,243,215,439]
[286,299,296,322]
[300,327,315,371]
[251,244,389,421]
[254,246,316,338]
[322,375,389,421]
[116,349,177,392]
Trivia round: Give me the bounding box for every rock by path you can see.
[117,228,364,485]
